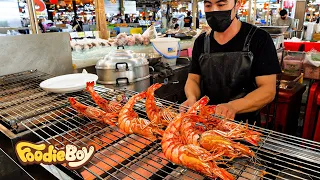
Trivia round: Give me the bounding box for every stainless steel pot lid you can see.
[96,50,148,69]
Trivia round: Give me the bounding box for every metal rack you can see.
[1,70,320,180]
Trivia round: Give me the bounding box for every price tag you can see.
[85,31,94,37]
[77,32,85,37]
[70,32,78,38]
[93,31,100,38]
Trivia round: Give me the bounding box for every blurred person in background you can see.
[56,19,63,25]
[111,16,117,24]
[168,18,178,29]
[72,16,83,32]
[199,10,203,19]
[184,11,192,27]
[117,15,124,23]
[275,9,296,32]
[174,24,180,30]
[38,18,46,33]
[134,17,140,23]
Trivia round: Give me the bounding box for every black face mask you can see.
[205,7,236,32]
[281,16,286,20]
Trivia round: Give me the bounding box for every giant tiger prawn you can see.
[68,82,262,180]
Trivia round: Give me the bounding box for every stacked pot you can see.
[95,49,150,92]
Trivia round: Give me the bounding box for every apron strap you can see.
[242,25,258,52]
[204,34,211,54]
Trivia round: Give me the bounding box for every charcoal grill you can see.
[1,70,320,180]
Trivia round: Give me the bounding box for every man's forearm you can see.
[185,79,201,101]
[228,86,276,114]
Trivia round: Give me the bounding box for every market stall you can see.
[0,31,320,180]
[3,0,320,179]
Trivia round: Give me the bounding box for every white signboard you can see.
[124,1,137,14]
[0,0,21,27]
[104,0,120,14]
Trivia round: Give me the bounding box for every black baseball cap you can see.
[280,9,288,16]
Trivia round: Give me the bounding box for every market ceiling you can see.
[41,0,194,6]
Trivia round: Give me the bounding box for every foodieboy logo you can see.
[15,141,95,169]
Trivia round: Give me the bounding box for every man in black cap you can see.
[275,9,296,32]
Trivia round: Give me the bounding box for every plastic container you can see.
[304,64,320,80]
[283,51,305,76]
[150,38,181,66]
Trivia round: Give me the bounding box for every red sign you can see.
[49,0,58,4]
[34,0,46,12]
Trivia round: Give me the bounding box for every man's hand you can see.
[180,97,197,112]
[215,103,237,120]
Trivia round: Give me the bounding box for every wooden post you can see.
[192,0,198,30]
[95,0,109,39]
[120,0,124,16]
[254,0,257,24]
[26,0,39,34]
[248,0,251,23]
[266,0,270,25]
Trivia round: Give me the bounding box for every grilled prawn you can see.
[180,96,210,146]
[68,97,118,126]
[199,105,262,146]
[199,132,255,159]
[161,113,234,180]
[118,92,164,140]
[86,81,122,113]
[145,83,176,127]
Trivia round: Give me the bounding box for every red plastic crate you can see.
[302,82,320,140]
[304,42,320,52]
[313,94,320,142]
[261,83,306,135]
[284,42,304,51]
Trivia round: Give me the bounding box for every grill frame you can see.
[0,70,320,180]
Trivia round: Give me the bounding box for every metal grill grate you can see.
[1,70,320,180]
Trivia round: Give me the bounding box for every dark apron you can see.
[199,25,261,126]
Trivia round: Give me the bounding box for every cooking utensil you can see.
[95,49,149,85]
[146,53,162,66]
[258,26,289,34]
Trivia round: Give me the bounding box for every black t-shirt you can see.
[189,22,281,77]
[184,16,192,27]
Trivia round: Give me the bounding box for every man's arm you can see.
[290,18,297,31]
[185,73,201,102]
[215,74,277,119]
[228,74,277,113]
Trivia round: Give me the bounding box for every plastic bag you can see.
[305,49,320,67]
[141,35,150,46]
[133,34,143,45]
[127,36,136,46]
[142,25,157,40]
[115,33,128,46]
